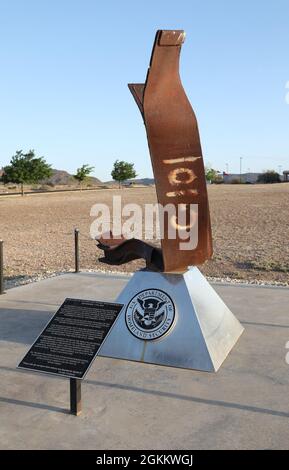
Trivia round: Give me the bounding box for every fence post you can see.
[70,378,82,416]
[74,229,80,273]
[0,240,4,295]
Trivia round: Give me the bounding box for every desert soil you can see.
[0,184,288,285]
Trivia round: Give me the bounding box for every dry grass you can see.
[0,184,289,283]
[203,183,289,282]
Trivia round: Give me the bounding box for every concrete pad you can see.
[0,272,289,450]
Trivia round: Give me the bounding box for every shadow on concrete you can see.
[1,299,58,307]
[0,365,63,380]
[0,396,68,414]
[1,305,288,347]
[1,366,289,419]
[86,380,289,419]
[0,308,52,344]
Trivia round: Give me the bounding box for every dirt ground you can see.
[0,184,288,284]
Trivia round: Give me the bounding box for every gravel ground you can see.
[0,184,288,288]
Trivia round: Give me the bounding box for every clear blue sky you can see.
[0,0,288,180]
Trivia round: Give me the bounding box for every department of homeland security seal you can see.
[125,289,175,340]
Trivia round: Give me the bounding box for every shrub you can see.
[39,184,53,191]
[205,167,218,183]
[212,175,224,184]
[230,178,244,184]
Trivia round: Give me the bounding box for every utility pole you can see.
[226,163,229,174]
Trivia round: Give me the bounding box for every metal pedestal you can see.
[98,267,244,372]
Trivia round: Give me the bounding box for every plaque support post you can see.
[0,240,4,295]
[74,229,80,273]
[70,378,82,416]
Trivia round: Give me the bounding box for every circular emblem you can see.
[125,289,175,341]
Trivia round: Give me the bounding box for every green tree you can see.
[73,164,95,190]
[111,160,137,188]
[2,150,52,196]
[205,166,218,183]
[257,170,281,184]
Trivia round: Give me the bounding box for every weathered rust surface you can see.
[97,29,212,273]
[129,29,213,272]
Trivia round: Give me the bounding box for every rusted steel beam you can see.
[97,232,164,272]
[129,30,212,272]
[98,30,213,273]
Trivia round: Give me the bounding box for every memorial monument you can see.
[97,30,243,372]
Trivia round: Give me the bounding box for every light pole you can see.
[240,157,243,183]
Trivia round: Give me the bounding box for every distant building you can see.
[283,170,289,182]
[223,172,261,184]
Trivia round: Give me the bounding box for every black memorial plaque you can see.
[18,298,123,379]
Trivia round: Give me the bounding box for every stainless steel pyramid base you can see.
[98,267,244,372]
